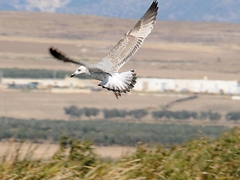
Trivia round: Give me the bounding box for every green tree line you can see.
[152,110,221,120]
[226,112,240,121]
[64,106,224,121]
[0,68,90,79]
[65,106,148,120]
[0,117,228,146]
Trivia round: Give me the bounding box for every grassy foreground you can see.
[0,128,240,179]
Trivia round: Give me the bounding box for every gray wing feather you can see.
[96,0,158,72]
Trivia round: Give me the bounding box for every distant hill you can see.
[0,0,240,22]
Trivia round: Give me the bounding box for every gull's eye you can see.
[78,69,81,72]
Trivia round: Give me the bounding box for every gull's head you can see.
[71,66,89,77]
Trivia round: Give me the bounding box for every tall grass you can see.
[1,128,240,179]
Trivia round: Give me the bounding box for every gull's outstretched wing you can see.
[95,0,158,72]
[49,47,85,66]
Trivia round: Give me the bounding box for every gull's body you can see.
[49,0,158,99]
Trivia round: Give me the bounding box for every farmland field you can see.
[0,141,135,159]
[1,11,240,122]
[2,90,240,122]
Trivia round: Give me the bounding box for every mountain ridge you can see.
[0,0,240,22]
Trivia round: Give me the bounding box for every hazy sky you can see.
[1,0,240,22]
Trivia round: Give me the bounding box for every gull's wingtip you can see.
[150,0,159,13]
[49,47,62,57]
[152,0,158,5]
[152,0,159,10]
[49,46,56,55]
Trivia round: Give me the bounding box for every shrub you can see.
[226,112,240,121]
[199,111,208,120]
[128,109,148,119]
[81,108,100,118]
[208,111,221,121]
[152,110,172,119]
[64,105,82,118]
[103,109,127,119]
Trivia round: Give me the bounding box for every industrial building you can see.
[134,78,240,95]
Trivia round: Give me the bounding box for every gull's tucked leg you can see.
[114,92,121,99]
[98,70,137,98]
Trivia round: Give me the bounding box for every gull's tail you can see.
[98,70,137,99]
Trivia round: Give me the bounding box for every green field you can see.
[0,117,229,146]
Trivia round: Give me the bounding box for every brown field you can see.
[1,90,240,122]
[0,141,135,159]
[0,12,240,80]
[0,90,179,120]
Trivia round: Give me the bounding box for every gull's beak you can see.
[70,73,75,77]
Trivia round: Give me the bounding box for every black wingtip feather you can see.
[49,47,66,61]
[49,46,83,65]
[148,0,159,17]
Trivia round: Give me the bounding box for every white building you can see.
[134,78,240,94]
[2,76,240,95]
[1,77,96,89]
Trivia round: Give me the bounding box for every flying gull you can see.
[49,0,158,99]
